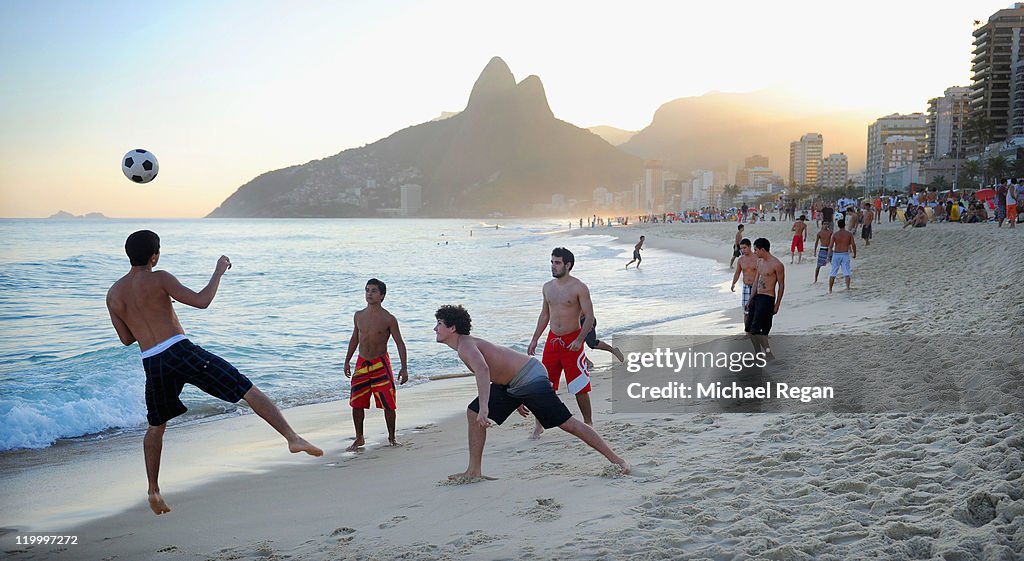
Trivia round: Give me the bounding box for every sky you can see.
[0,0,1010,218]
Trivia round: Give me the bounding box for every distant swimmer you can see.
[812,223,833,283]
[730,238,756,319]
[625,235,645,269]
[745,238,785,359]
[106,231,322,515]
[434,304,629,481]
[730,225,744,268]
[790,215,808,264]
[528,247,595,439]
[344,278,409,450]
[828,219,857,293]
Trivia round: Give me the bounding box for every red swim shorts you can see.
[541,329,591,394]
[349,353,397,410]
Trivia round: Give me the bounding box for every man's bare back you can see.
[106,255,231,351]
[457,336,531,385]
[792,221,807,238]
[831,229,855,253]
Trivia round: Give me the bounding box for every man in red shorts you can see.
[344,278,409,450]
[790,215,808,264]
[527,247,595,439]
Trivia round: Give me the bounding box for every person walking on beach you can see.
[435,305,629,482]
[861,202,875,245]
[745,238,784,360]
[812,224,833,283]
[1009,179,1021,229]
[730,239,757,320]
[106,230,323,516]
[827,219,857,293]
[625,236,645,269]
[528,247,595,439]
[888,192,899,223]
[344,278,409,450]
[730,225,744,268]
[790,215,808,264]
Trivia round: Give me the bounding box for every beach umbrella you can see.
[974,188,996,201]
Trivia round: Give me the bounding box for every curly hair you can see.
[435,304,472,335]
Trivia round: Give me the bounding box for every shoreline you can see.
[4,219,1021,560]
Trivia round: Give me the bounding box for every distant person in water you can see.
[344,278,409,450]
[625,236,645,269]
[434,304,629,481]
[105,230,322,516]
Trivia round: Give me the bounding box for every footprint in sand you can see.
[378,515,408,529]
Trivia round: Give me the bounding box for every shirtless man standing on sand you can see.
[106,230,322,516]
[790,215,808,264]
[861,203,875,246]
[435,304,629,481]
[745,238,785,359]
[528,247,595,439]
[344,278,409,450]
[812,224,833,283]
[730,239,757,320]
[828,219,857,293]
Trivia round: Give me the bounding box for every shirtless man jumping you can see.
[435,304,629,481]
[745,238,785,360]
[106,230,322,516]
[528,247,595,439]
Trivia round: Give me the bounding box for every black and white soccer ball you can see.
[121,149,159,184]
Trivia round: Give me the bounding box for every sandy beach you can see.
[3,218,1022,561]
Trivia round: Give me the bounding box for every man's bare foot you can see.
[448,470,497,482]
[289,437,324,456]
[149,492,171,515]
[345,436,364,452]
[530,425,544,440]
[614,460,632,475]
[612,347,624,362]
[388,437,402,447]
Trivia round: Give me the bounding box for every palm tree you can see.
[722,184,740,206]
[931,176,950,191]
[966,115,995,151]
[961,160,982,189]
[986,155,1010,186]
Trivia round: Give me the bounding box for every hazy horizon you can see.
[0,0,1007,218]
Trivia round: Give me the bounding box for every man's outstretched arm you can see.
[161,256,232,309]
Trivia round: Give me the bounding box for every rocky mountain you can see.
[620,90,877,180]
[48,210,107,219]
[208,57,643,217]
[587,125,637,146]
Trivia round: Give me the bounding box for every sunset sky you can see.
[0,0,1009,218]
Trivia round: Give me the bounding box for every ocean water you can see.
[0,218,733,451]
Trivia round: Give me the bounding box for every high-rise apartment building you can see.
[789,133,823,187]
[970,4,1024,151]
[643,160,664,211]
[400,183,422,216]
[817,153,849,189]
[926,86,971,160]
[745,155,769,169]
[866,113,927,189]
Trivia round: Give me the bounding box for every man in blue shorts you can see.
[434,304,629,481]
[106,230,322,516]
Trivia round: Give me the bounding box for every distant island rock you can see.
[207,56,642,218]
[48,210,108,219]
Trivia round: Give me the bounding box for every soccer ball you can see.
[122,149,159,184]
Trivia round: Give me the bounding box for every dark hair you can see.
[838,219,846,229]
[753,238,770,251]
[740,238,751,247]
[738,224,744,230]
[125,230,160,266]
[435,304,472,335]
[551,247,575,271]
[366,278,386,299]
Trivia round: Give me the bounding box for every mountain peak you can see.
[466,56,516,108]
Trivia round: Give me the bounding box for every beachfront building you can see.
[789,133,823,187]
[643,160,664,212]
[926,86,970,160]
[399,183,422,216]
[688,169,715,209]
[866,113,927,190]
[817,153,849,190]
[970,4,1024,152]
